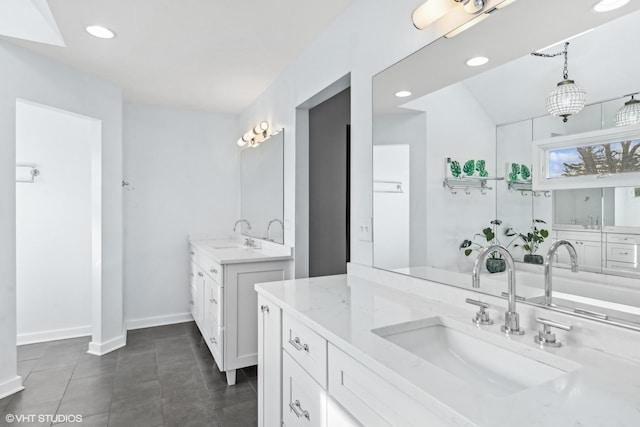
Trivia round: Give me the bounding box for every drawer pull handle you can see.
[619,252,629,255]
[260,305,270,313]
[210,337,217,344]
[210,298,217,304]
[198,272,204,277]
[189,300,194,305]
[288,337,309,352]
[289,400,310,420]
[190,251,195,255]
[210,268,218,274]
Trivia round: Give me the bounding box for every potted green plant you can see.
[505,219,549,264]
[460,219,506,273]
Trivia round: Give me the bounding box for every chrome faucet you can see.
[266,219,284,241]
[233,219,252,233]
[544,240,578,306]
[472,245,524,335]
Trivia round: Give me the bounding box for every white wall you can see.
[405,83,497,271]
[123,104,238,328]
[16,101,97,343]
[0,40,123,397]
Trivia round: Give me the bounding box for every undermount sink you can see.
[372,317,578,397]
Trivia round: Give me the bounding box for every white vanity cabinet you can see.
[257,300,452,427]
[190,242,293,385]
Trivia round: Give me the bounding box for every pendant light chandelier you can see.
[532,42,586,123]
[614,93,640,127]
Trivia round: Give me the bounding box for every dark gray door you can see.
[309,88,351,277]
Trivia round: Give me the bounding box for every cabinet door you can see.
[581,240,602,270]
[258,295,282,427]
[225,263,288,370]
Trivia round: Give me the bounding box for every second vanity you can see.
[256,263,640,427]
[189,235,293,385]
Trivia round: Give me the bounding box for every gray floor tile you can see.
[17,343,49,362]
[147,323,189,340]
[107,400,163,427]
[72,357,118,380]
[52,412,108,427]
[12,322,257,426]
[17,360,38,380]
[8,365,74,409]
[111,380,161,407]
[213,398,257,427]
[208,382,256,411]
[162,395,218,427]
[0,396,12,412]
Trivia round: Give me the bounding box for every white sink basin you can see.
[372,317,578,397]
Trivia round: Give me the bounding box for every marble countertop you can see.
[256,272,640,427]
[189,236,293,265]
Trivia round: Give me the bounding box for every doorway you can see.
[15,99,101,345]
[308,88,351,277]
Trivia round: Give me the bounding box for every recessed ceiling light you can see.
[593,0,629,12]
[86,25,115,39]
[466,56,489,67]
[395,90,412,98]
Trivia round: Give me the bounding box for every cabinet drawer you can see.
[328,345,453,427]
[283,313,327,388]
[202,255,223,284]
[556,230,601,243]
[607,260,639,272]
[607,244,638,263]
[607,233,640,245]
[283,351,326,427]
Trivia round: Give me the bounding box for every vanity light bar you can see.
[237,121,270,148]
[412,0,517,36]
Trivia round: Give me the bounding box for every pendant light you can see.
[614,93,640,127]
[532,42,586,122]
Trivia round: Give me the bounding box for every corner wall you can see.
[0,40,123,394]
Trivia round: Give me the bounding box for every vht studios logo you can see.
[5,414,83,423]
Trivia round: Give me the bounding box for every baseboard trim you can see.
[126,312,193,330]
[87,331,127,356]
[0,376,24,400]
[17,326,92,345]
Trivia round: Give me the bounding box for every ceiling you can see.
[1,0,353,113]
[373,0,640,118]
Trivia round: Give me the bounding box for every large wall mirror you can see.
[240,130,284,244]
[372,2,640,328]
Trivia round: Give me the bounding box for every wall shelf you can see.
[443,176,503,195]
[508,180,550,197]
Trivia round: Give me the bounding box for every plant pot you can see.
[524,254,544,265]
[486,258,506,273]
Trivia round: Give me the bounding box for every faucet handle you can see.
[465,298,493,326]
[534,317,572,347]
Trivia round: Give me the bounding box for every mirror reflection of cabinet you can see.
[553,230,602,271]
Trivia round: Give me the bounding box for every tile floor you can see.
[0,322,257,427]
